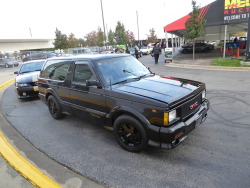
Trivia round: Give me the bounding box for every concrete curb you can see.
[165,63,250,71]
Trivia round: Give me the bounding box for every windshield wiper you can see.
[112,79,130,85]
[137,73,155,80]
[123,69,137,76]
[20,71,32,74]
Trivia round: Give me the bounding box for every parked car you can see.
[14,60,46,99]
[180,42,214,53]
[129,47,142,57]
[22,52,57,62]
[38,54,209,152]
[0,58,19,68]
[140,46,152,55]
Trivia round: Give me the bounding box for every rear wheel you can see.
[47,95,64,119]
[113,115,148,152]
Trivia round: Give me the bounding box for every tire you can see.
[47,95,64,119]
[5,64,9,68]
[113,115,148,152]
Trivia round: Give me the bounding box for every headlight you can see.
[16,83,29,87]
[202,90,206,100]
[164,109,177,125]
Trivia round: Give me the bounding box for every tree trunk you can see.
[193,41,195,60]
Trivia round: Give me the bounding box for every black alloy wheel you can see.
[48,95,64,119]
[113,115,148,152]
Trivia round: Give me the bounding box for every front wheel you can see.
[113,115,148,152]
[47,95,64,119]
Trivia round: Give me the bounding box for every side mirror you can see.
[86,80,101,88]
[14,71,18,74]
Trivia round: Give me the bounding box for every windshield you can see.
[19,61,45,74]
[141,46,147,49]
[95,56,151,85]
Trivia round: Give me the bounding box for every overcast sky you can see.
[0,0,215,40]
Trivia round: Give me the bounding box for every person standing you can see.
[135,45,140,59]
[152,43,161,64]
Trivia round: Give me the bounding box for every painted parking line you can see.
[0,79,61,188]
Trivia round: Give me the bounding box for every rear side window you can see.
[40,60,71,81]
[73,64,95,83]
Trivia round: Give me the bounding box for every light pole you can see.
[100,0,107,49]
[136,10,140,46]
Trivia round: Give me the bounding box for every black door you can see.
[69,61,107,119]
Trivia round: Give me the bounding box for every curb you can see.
[165,63,250,71]
[0,80,61,188]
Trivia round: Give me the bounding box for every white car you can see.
[140,46,152,55]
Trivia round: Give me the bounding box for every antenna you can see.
[109,78,112,90]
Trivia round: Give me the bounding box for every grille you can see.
[181,93,202,120]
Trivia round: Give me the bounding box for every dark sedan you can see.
[14,60,45,99]
[180,42,214,53]
[0,58,19,68]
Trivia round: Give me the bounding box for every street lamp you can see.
[136,10,140,46]
[100,0,107,49]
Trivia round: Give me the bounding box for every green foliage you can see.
[85,31,98,46]
[53,28,69,50]
[147,28,158,43]
[108,29,116,46]
[185,0,206,59]
[115,21,129,45]
[97,27,105,47]
[126,30,135,45]
[68,33,79,48]
[212,59,250,67]
[185,0,206,41]
[78,38,86,47]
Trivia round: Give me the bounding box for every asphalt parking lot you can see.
[1,54,250,188]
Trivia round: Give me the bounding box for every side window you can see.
[73,64,95,83]
[41,60,71,81]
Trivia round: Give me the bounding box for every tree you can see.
[108,29,116,46]
[85,31,98,46]
[68,33,78,48]
[185,0,206,59]
[147,28,158,43]
[97,27,105,47]
[126,30,135,45]
[53,28,69,50]
[114,21,129,45]
[78,38,86,47]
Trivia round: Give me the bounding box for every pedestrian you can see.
[135,45,140,59]
[126,44,130,54]
[116,45,126,54]
[152,43,161,64]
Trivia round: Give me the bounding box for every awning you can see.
[164,4,211,35]
[163,0,249,38]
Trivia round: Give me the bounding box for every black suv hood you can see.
[15,71,40,83]
[114,75,203,104]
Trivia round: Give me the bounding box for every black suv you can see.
[38,54,209,152]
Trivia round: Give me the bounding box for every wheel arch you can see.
[107,106,150,129]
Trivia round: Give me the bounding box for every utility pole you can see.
[100,0,107,49]
[136,10,140,46]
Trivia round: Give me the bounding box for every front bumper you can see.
[15,86,39,99]
[147,100,209,149]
